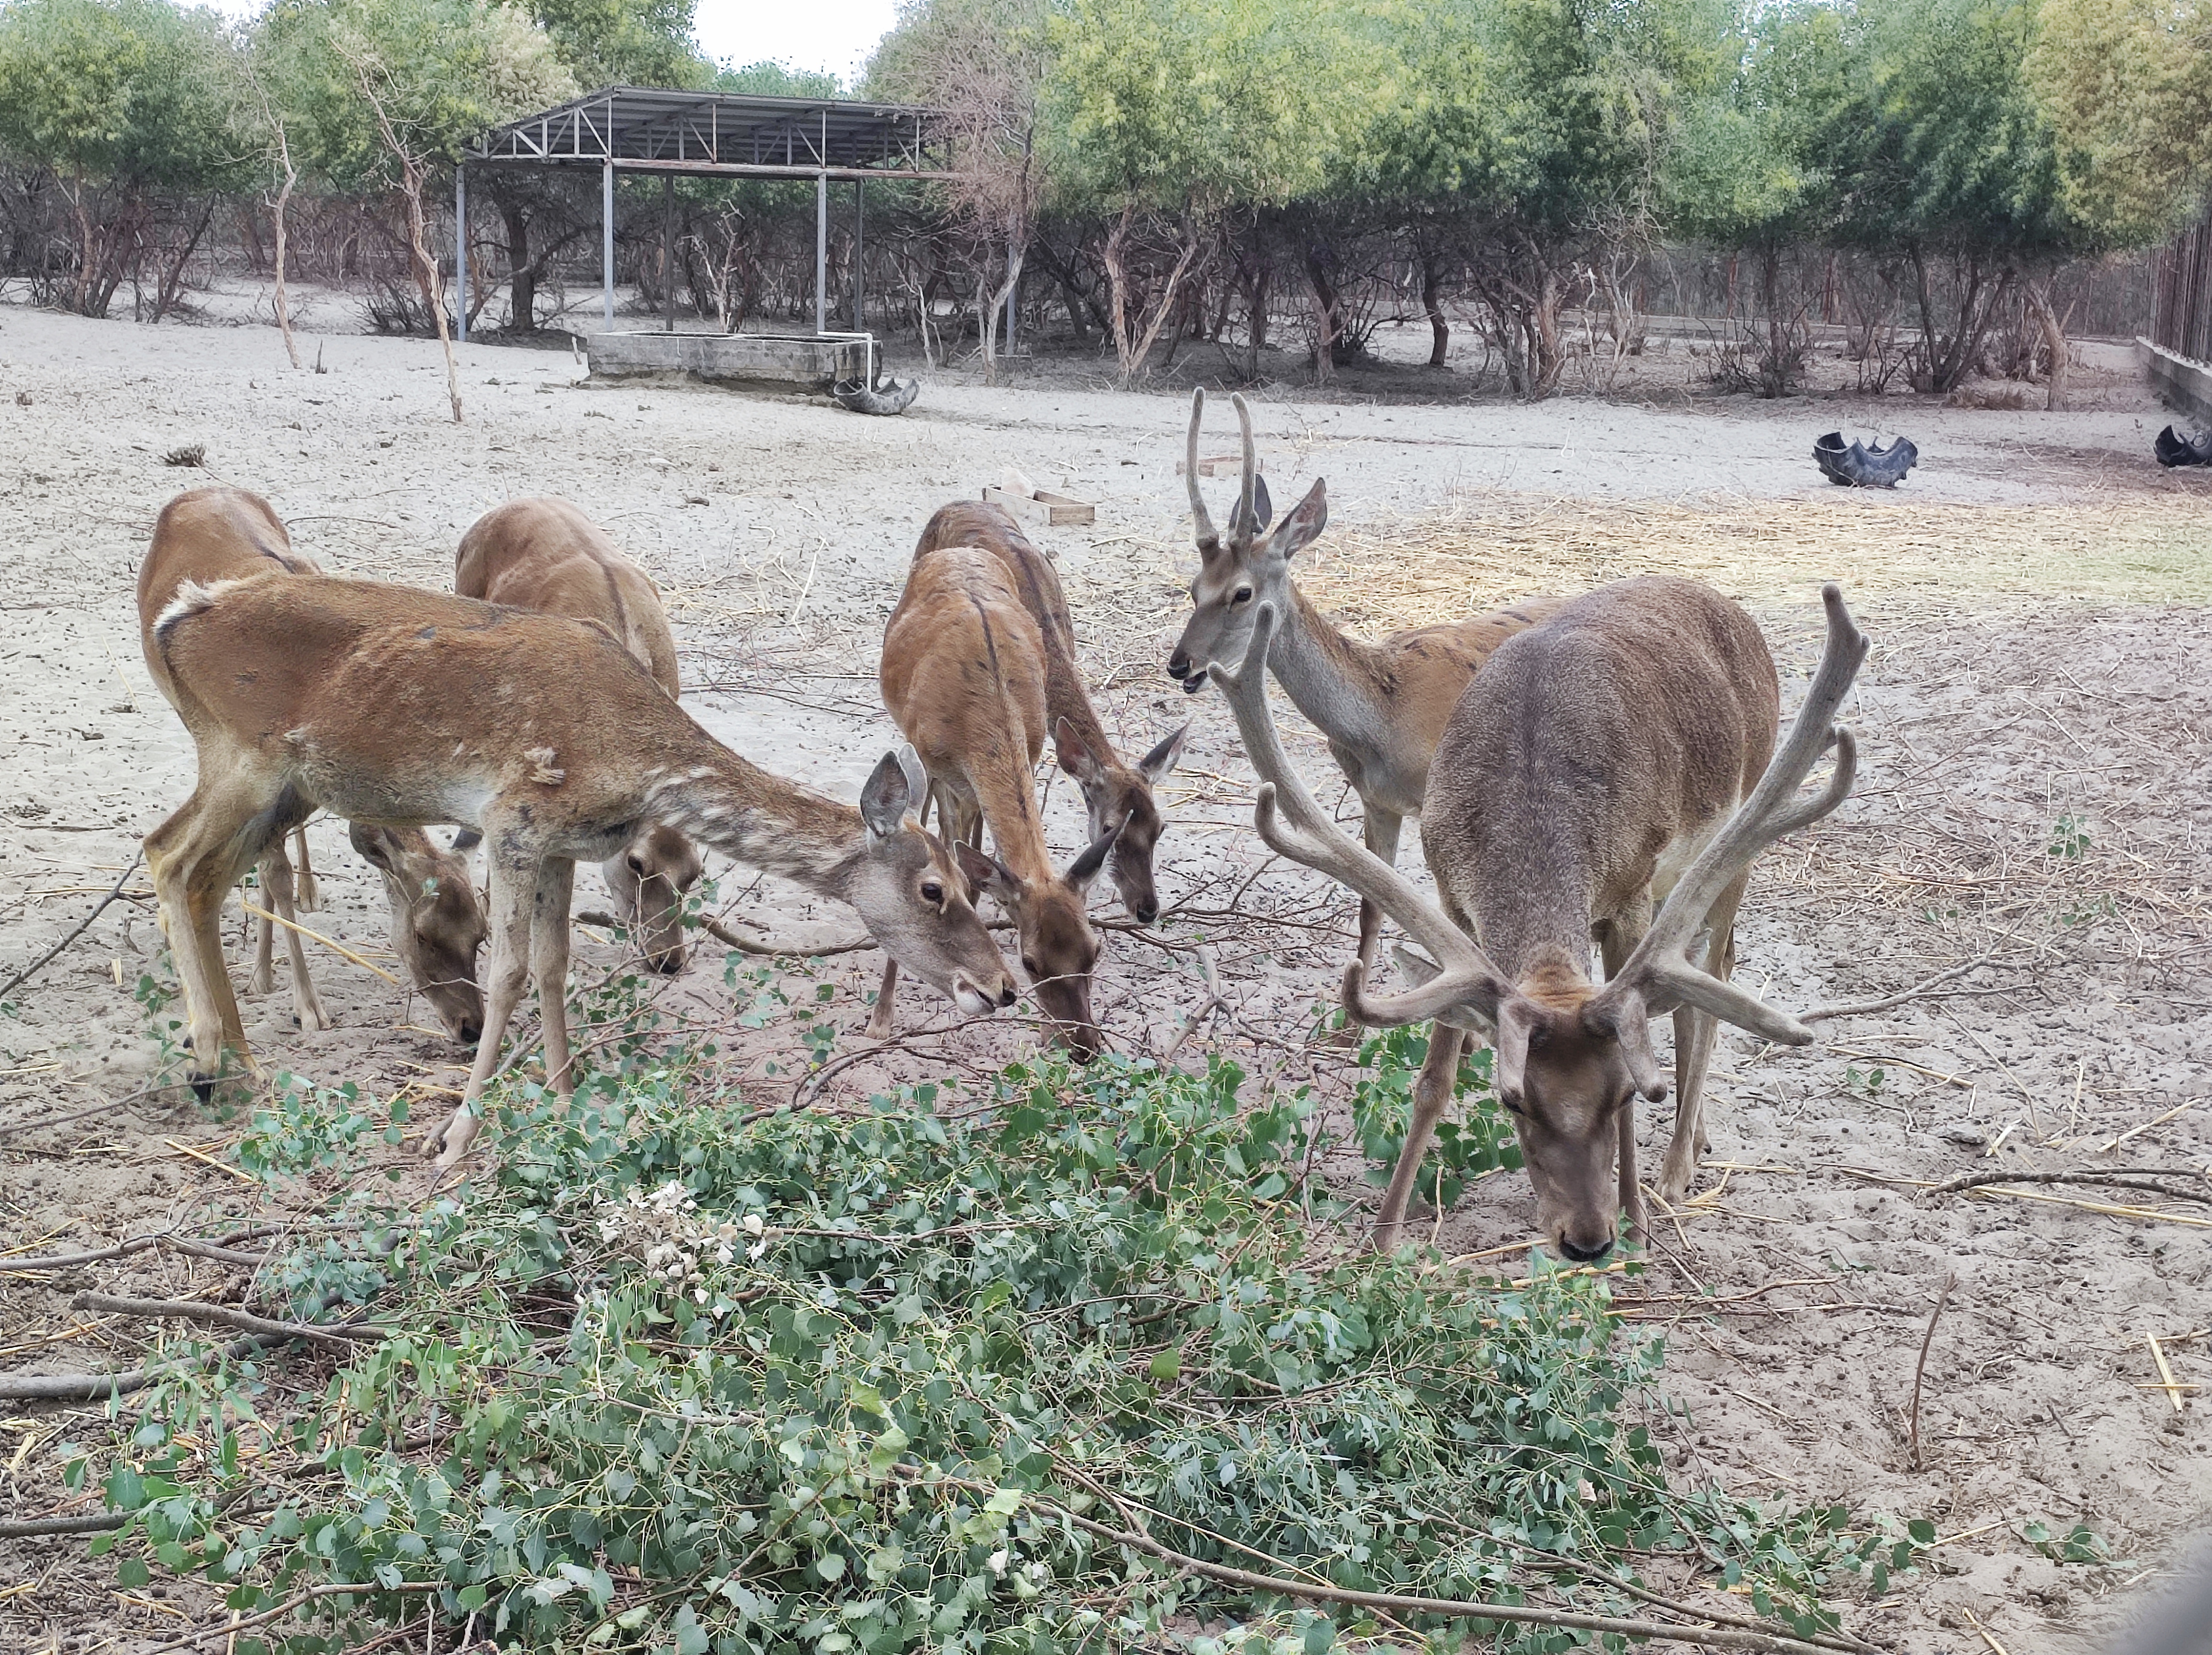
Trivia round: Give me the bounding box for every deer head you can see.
[1167,388,1330,695]
[1215,590,1867,1261]
[960,822,1120,1061]
[851,747,1019,1020]
[1054,717,1186,924]
[348,823,489,1045]
[601,824,705,975]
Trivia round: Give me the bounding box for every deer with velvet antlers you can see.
[1213,579,1868,1259]
[1165,389,1565,1024]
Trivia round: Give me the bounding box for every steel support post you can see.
[814,171,828,336]
[601,158,614,328]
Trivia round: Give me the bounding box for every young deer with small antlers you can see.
[879,542,1120,1057]
[454,498,704,975]
[1214,581,1867,1259]
[145,574,1015,1170]
[1166,389,1565,1019]
[913,501,1187,924]
[136,488,487,1045]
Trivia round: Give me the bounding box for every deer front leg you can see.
[531,857,577,1097]
[1372,1023,1463,1252]
[1332,805,1403,1047]
[258,844,332,1033]
[867,958,900,1040]
[291,826,320,912]
[1656,875,1746,1205]
[431,857,537,1169]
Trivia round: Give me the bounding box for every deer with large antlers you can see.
[136,488,488,1045]
[454,498,703,975]
[879,542,1120,1057]
[1214,580,1867,1258]
[144,573,1015,1169]
[915,501,1188,925]
[1166,389,1566,1022]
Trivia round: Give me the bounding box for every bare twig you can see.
[74,1292,386,1347]
[1924,1166,2211,1204]
[1,1232,266,1274]
[135,1581,441,1655]
[0,851,142,1003]
[1908,1271,1956,1471]
[1802,948,2017,1023]
[0,1511,129,1538]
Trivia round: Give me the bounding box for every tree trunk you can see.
[1245,262,1270,381]
[2024,276,2069,410]
[1124,227,1199,384]
[1103,202,1137,383]
[270,130,301,368]
[497,191,534,332]
[1422,255,1448,367]
[1306,244,1342,372]
[396,170,462,423]
[1528,262,1563,397]
[151,196,215,323]
[67,169,93,316]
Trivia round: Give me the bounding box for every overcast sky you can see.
[694,0,904,86]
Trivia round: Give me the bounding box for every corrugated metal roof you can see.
[471,85,945,176]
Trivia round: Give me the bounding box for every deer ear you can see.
[1054,717,1105,789]
[860,749,918,840]
[348,822,397,873]
[1246,474,1273,533]
[1493,997,1546,1110]
[1585,992,1668,1101]
[1267,479,1327,561]
[954,841,1018,903]
[1136,722,1188,783]
[1064,820,1121,892]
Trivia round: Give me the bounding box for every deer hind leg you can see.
[148,778,285,1097]
[867,959,900,1040]
[1657,873,1747,1205]
[291,826,319,912]
[432,854,537,1168]
[247,856,278,1000]
[1333,806,1403,1047]
[530,857,578,1097]
[1372,1023,1464,1253]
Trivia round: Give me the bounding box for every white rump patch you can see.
[152,577,239,637]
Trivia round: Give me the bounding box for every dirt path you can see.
[0,302,2206,1653]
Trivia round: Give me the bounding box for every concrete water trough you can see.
[586,330,873,392]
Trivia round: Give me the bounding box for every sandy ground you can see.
[0,296,2208,1653]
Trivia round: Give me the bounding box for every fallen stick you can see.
[1962,1186,2212,1230]
[0,1511,129,1538]
[1908,1271,1956,1471]
[0,1232,266,1275]
[1803,949,2024,1023]
[236,902,399,985]
[135,1580,441,1655]
[74,1292,386,1348]
[1925,1166,2211,1204]
[0,1329,285,1402]
[0,852,143,1004]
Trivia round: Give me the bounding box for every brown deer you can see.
[453,498,703,975]
[914,501,1187,924]
[1212,581,1866,1258]
[1165,389,1566,1022]
[136,488,487,1045]
[879,543,1119,1056]
[143,574,1016,1169]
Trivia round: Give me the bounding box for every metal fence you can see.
[2151,223,2212,360]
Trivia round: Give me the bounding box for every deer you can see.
[1211,579,1867,1259]
[878,541,1120,1057]
[913,501,1187,924]
[1164,388,1567,1029]
[136,487,488,1046]
[143,572,1017,1171]
[453,498,703,975]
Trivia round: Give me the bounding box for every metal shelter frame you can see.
[455,86,952,342]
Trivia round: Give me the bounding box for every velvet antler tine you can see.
[1186,387,1218,551]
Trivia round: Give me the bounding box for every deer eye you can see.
[1231,586,1254,604]
[626,854,646,875]
[921,880,943,905]
[1022,956,1040,976]
[1499,1091,1526,1117]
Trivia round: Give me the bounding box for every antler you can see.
[1213,603,1508,1029]
[1593,582,1870,1044]
[1186,388,1219,553]
[1229,391,1259,541]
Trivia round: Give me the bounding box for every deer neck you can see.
[642,748,866,901]
[1268,583,1393,757]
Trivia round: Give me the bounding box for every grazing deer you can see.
[453,498,703,974]
[879,543,1119,1056]
[1165,389,1566,1017]
[144,574,1016,1169]
[136,488,487,1045]
[914,501,1187,924]
[1213,581,1866,1258]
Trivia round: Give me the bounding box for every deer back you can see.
[456,497,679,697]
[1422,575,1780,981]
[138,487,321,706]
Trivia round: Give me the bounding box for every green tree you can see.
[530,0,707,88]
[0,0,248,316]
[266,0,573,416]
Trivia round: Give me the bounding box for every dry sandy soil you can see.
[0,296,2207,1654]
